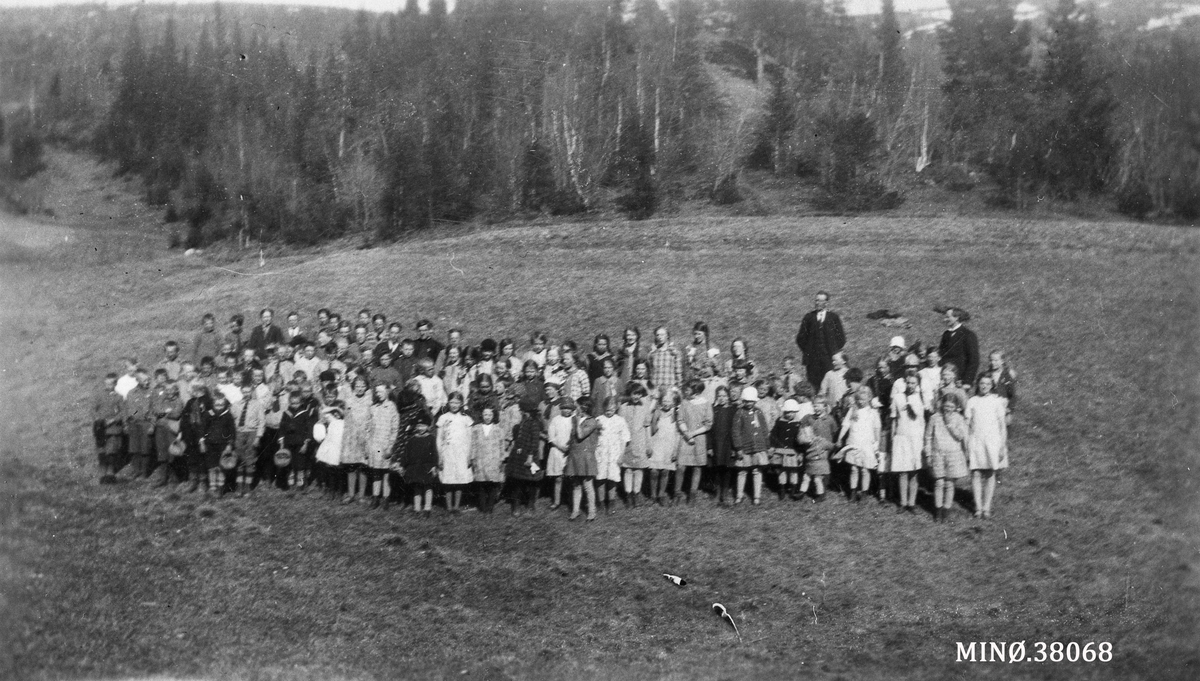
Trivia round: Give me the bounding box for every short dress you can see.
[546,415,573,477]
[676,398,713,467]
[890,391,926,473]
[470,423,506,483]
[966,394,1009,470]
[594,414,631,482]
[618,402,653,469]
[436,411,474,485]
[648,409,679,471]
[340,392,374,467]
[709,405,736,468]
[367,400,399,470]
[925,411,969,479]
[839,406,881,470]
[564,416,600,477]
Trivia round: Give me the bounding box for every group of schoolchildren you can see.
[92,306,1015,522]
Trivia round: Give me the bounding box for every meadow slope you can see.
[1,202,1198,680]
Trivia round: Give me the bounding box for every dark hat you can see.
[558,397,577,411]
[480,338,497,352]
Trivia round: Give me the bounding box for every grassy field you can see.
[1,157,1198,679]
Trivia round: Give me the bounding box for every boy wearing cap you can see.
[731,386,771,505]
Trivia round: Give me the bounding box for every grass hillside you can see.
[1,159,1198,679]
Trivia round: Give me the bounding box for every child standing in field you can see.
[709,385,736,504]
[919,347,943,415]
[203,393,237,497]
[233,384,265,496]
[401,412,438,516]
[838,385,881,502]
[545,395,574,511]
[471,406,506,513]
[436,392,474,513]
[797,414,834,502]
[731,386,770,506]
[564,396,601,520]
[368,385,399,508]
[891,373,925,513]
[314,404,345,500]
[770,399,804,500]
[278,392,315,492]
[594,396,630,514]
[967,375,1008,519]
[590,358,625,417]
[93,373,125,485]
[780,356,804,397]
[647,388,680,505]
[341,376,374,504]
[674,379,712,505]
[619,383,654,507]
[151,381,184,488]
[817,352,850,411]
[506,395,546,516]
[925,392,969,522]
[124,370,154,480]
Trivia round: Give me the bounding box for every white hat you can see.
[889,335,906,348]
[782,399,802,412]
[740,386,759,402]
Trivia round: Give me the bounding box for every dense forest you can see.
[0,0,1198,245]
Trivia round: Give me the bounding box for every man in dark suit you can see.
[937,308,979,387]
[248,308,285,359]
[375,322,404,362]
[283,311,309,348]
[794,290,847,390]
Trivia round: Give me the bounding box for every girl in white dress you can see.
[436,392,474,512]
[890,374,926,513]
[966,375,1009,519]
[594,396,631,514]
[838,386,881,502]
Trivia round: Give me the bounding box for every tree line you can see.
[2,0,1198,244]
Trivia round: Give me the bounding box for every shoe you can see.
[852,491,861,503]
[973,510,983,519]
[896,506,907,515]
[815,494,826,504]
[982,510,992,520]
[586,514,597,521]
[568,512,580,521]
[751,498,761,506]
